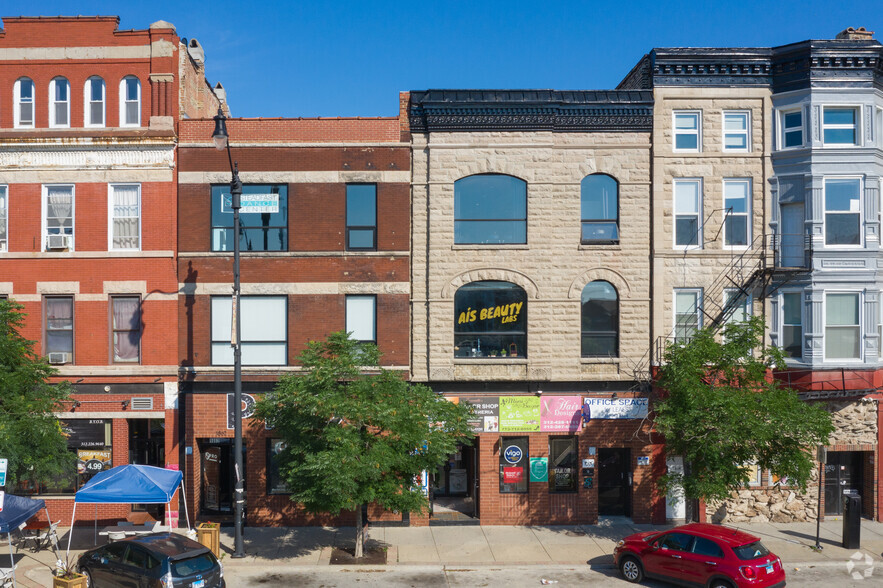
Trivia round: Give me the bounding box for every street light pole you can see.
[212,108,245,558]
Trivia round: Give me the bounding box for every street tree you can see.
[655,316,833,507]
[0,300,75,488]
[254,331,474,557]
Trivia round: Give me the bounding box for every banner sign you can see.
[465,397,500,433]
[221,193,279,214]
[529,457,548,482]
[583,397,649,419]
[540,396,582,432]
[500,396,540,432]
[77,449,112,475]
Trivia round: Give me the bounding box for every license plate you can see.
[765,564,774,574]
[192,581,205,588]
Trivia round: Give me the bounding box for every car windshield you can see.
[733,541,770,560]
[171,554,216,577]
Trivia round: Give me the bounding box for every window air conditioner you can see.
[47,352,70,364]
[47,234,71,250]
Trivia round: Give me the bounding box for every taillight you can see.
[160,569,174,588]
[739,565,757,580]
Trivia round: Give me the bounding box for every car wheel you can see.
[619,556,644,583]
[84,570,94,588]
[708,580,734,588]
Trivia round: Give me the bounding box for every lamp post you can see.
[211,108,245,558]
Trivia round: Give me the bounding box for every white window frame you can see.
[41,184,75,252]
[673,178,703,250]
[14,77,35,128]
[722,110,750,152]
[779,108,804,149]
[108,184,142,251]
[823,176,863,248]
[119,76,141,127]
[723,288,751,345]
[0,185,7,252]
[723,178,751,249]
[211,296,288,366]
[84,77,106,128]
[346,295,377,344]
[878,294,882,361]
[821,105,861,147]
[674,288,703,344]
[780,290,803,360]
[48,77,70,128]
[824,291,863,362]
[673,110,701,153]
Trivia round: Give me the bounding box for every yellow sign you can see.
[457,302,523,325]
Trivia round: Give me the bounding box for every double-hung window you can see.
[673,111,701,152]
[14,77,34,128]
[581,281,618,357]
[825,293,861,360]
[723,179,750,247]
[85,77,106,127]
[781,109,803,148]
[674,289,702,343]
[0,185,7,251]
[45,296,74,363]
[781,292,803,359]
[43,185,74,251]
[120,76,141,127]
[111,296,141,363]
[346,184,377,250]
[346,295,376,344]
[211,184,288,251]
[454,174,527,245]
[824,178,861,246]
[674,179,702,248]
[822,107,859,146]
[49,77,70,128]
[723,111,750,151]
[211,296,287,365]
[580,174,619,243]
[109,184,141,251]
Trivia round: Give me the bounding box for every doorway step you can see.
[430,496,479,526]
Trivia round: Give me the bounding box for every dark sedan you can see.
[77,532,225,588]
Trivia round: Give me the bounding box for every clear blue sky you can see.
[6,1,881,118]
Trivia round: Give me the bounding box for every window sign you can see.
[549,437,577,492]
[220,193,279,214]
[211,185,288,251]
[583,397,649,419]
[500,396,540,432]
[267,439,290,495]
[61,419,110,448]
[529,457,548,482]
[454,281,526,358]
[499,436,528,493]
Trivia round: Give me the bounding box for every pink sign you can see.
[540,396,582,432]
[503,467,524,483]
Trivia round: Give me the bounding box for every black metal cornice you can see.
[408,90,653,133]
[771,39,883,93]
[649,48,773,87]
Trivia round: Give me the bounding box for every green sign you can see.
[500,396,541,432]
[529,457,548,482]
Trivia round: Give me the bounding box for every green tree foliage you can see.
[0,300,75,487]
[655,316,833,503]
[254,331,474,556]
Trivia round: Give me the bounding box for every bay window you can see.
[824,178,861,246]
[825,293,861,360]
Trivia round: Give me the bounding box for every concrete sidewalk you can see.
[17,518,883,586]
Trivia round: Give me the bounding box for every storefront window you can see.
[499,436,528,493]
[19,419,112,495]
[454,281,526,358]
[549,437,578,492]
[267,439,290,495]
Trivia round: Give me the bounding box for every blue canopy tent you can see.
[65,465,190,557]
[0,494,50,587]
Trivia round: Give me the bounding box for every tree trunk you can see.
[354,503,364,559]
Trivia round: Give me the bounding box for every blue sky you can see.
[6,1,881,118]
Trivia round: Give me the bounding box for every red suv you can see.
[614,523,786,588]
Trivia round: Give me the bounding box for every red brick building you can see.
[176,106,411,526]
[0,16,221,524]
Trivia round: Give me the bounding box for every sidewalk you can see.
[19,518,883,585]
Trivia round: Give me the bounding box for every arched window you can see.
[49,77,70,128]
[581,174,618,243]
[85,77,106,127]
[14,77,35,128]
[119,76,141,127]
[581,281,618,357]
[454,174,526,244]
[454,281,526,358]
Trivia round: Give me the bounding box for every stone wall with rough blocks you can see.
[651,87,774,350]
[411,130,652,383]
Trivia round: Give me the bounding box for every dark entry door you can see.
[598,448,631,516]
[200,440,247,515]
[825,451,863,516]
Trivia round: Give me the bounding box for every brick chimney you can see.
[835,27,874,40]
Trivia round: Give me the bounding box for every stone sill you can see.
[451,244,529,251]
[453,358,528,364]
[579,357,621,364]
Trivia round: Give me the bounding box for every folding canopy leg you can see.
[8,534,16,588]
[94,504,98,545]
[65,502,77,561]
[44,507,56,554]
[181,482,191,531]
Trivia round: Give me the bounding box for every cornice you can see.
[0,144,175,170]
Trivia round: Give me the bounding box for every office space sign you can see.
[221,193,279,214]
[583,397,649,419]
